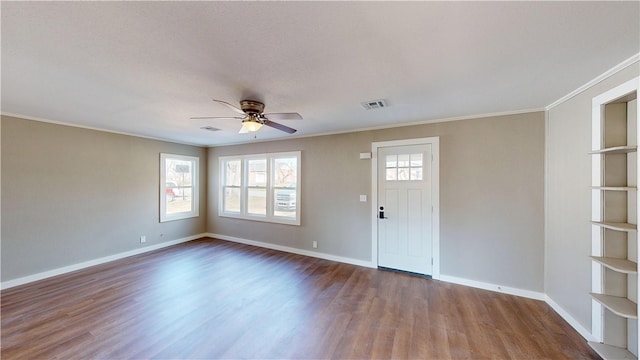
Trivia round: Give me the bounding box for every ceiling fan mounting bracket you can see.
[239,100,265,115]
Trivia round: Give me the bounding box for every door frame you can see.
[371,137,440,279]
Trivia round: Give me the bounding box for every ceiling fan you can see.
[191,99,301,134]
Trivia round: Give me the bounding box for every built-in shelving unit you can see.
[591,256,638,274]
[592,221,638,232]
[593,186,638,191]
[590,77,639,359]
[590,146,639,155]
[591,293,638,319]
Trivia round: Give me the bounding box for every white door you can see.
[378,144,433,275]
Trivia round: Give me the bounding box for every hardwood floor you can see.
[2,238,597,359]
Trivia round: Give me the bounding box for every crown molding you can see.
[0,112,203,147]
[546,53,640,110]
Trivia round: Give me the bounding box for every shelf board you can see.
[588,342,637,360]
[591,256,638,274]
[591,221,637,232]
[590,293,638,319]
[592,186,638,191]
[590,146,638,154]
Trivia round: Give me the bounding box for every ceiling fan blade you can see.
[239,126,249,134]
[263,112,303,121]
[264,120,297,134]
[190,116,245,120]
[212,99,246,115]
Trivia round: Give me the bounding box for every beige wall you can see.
[1,116,207,281]
[209,111,545,292]
[2,110,545,292]
[546,64,640,332]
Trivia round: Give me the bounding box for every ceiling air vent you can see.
[200,126,221,132]
[361,99,388,110]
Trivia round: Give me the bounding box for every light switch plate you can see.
[360,195,367,202]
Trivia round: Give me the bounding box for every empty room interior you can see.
[2,2,640,359]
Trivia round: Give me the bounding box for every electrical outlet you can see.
[140,235,146,243]
[312,240,318,248]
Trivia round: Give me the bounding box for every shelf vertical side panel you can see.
[632,96,639,358]
[593,98,606,342]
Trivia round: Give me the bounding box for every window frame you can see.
[160,153,200,222]
[219,151,301,226]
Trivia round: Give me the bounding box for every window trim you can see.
[160,153,200,222]
[219,151,301,226]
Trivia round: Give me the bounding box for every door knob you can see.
[379,206,388,219]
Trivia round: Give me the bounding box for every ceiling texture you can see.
[2,1,639,146]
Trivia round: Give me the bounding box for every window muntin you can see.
[223,159,241,213]
[386,153,423,181]
[160,154,199,222]
[220,151,301,225]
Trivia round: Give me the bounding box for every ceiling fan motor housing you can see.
[240,100,265,115]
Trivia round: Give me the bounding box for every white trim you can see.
[208,233,376,269]
[0,234,204,290]
[209,108,544,148]
[218,151,301,226]
[0,112,204,147]
[546,53,640,110]
[160,153,200,222]
[2,108,544,149]
[545,295,598,342]
[543,110,550,297]
[440,275,596,342]
[371,136,440,279]
[439,274,545,301]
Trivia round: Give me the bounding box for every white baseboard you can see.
[1,233,206,290]
[438,275,595,342]
[1,232,597,344]
[206,233,376,269]
[439,274,546,301]
[545,295,597,342]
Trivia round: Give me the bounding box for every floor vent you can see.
[361,99,388,110]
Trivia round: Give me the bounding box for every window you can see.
[385,153,423,181]
[220,151,301,225]
[160,153,199,222]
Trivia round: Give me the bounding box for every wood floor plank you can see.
[1,237,599,359]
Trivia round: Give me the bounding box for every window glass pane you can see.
[248,159,266,187]
[398,167,410,180]
[224,187,241,213]
[274,189,296,218]
[167,186,193,214]
[274,157,297,188]
[410,168,423,181]
[386,155,397,168]
[165,159,194,213]
[161,153,199,222]
[219,151,300,226]
[386,168,397,181]
[225,160,241,186]
[397,154,410,167]
[410,153,423,167]
[248,188,266,215]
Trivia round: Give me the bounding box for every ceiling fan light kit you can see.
[192,99,301,135]
[241,117,263,132]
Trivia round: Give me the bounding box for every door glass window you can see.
[386,153,423,181]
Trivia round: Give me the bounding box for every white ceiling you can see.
[2,1,639,146]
